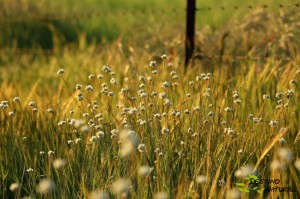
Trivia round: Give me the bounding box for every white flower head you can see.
[138,165,152,178]
[57,68,64,75]
[154,192,168,199]
[161,54,168,60]
[278,148,293,162]
[234,165,255,178]
[196,175,207,184]
[111,178,131,196]
[149,61,156,67]
[90,189,109,199]
[137,143,147,153]
[53,158,66,169]
[36,179,56,194]
[9,183,19,192]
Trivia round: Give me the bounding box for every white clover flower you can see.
[192,133,198,137]
[75,138,81,144]
[186,93,192,97]
[196,175,207,184]
[40,151,45,155]
[218,180,226,187]
[97,74,104,79]
[48,151,55,156]
[248,114,253,119]
[263,94,270,100]
[164,99,172,107]
[175,111,181,118]
[47,108,54,114]
[159,152,164,157]
[138,165,151,178]
[161,128,169,134]
[286,89,294,98]
[13,97,20,103]
[233,91,239,98]
[110,78,117,85]
[161,54,168,60]
[253,118,259,123]
[26,168,34,172]
[88,74,95,80]
[53,158,66,169]
[57,68,64,75]
[188,127,193,134]
[89,136,99,143]
[102,65,111,73]
[224,107,232,112]
[269,120,277,127]
[36,179,56,194]
[221,120,227,125]
[85,85,94,91]
[9,111,14,117]
[57,121,66,126]
[159,92,167,99]
[148,76,153,81]
[196,76,201,81]
[76,84,82,90]
[289,79,297,85]
[137,144,147,152]
[162,81,170,88]
[278,138,286,145]
[193,106,200,111]
[9,183,19,192]
[234,99,241,105]
[108,91,115,97]
[152,70,158,74]
[238,149,244,154]
[184,109,190,114]
[32,107,38,112]
[154,148,160,153]
[224,128,235,136]
[28,101,35,106]
[189,81,194,87]
[149,61,156,67]
[203,76,209,80]
[154,113,161,119]
[139,76,146,82]
[67,140,73,145]
[208,111,214,117]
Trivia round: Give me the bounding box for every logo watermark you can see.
[236,175,297,194]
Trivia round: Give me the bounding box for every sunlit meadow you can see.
[1,1,300,199]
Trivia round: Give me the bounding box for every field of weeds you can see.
[1,1,300,199]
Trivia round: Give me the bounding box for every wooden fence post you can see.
[185,0,196,68]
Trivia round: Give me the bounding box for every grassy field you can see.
[1,0,300,199]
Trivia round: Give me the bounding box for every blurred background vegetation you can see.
[1,0,300,50]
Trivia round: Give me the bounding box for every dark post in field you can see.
[185,0,196,68]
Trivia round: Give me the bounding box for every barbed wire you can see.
[0,3,299,24]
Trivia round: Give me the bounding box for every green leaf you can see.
[252,187,258,190]
[235,183,245,187]
[243,188,250,193]
[257,190,262,194]
[238,187,244,192]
